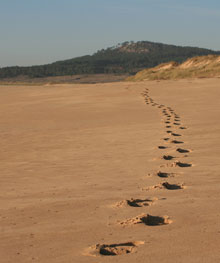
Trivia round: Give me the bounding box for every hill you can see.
[127,55,220,81]
[0,41,219,79]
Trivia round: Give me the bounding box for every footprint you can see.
[157,171,175,178]
[179,126,187,130]
[176,148,191,153]
[119,214,172,226]
[165,121,171,124]
[158,146,167,149]
[86,241,144,257]
[143,182,183,191]
[166,125,172,128]
[171,140,184,144]
[141,214,172,226]
[171,133,181,137]
[115,198,156,208]
[166,130,172,134]
[127,198,155,207]
[164,138,170,141]
[162,155,175,160]
[174,122,180,126]
[172,161,192,168]
[162,182,185,190]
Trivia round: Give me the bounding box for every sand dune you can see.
[128,55,220,80]
[0,78,220,262]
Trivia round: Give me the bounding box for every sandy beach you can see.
[1,78,220,262]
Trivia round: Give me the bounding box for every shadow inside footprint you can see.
[162,182,184,190]
[174,122,180,125]
[140,214,171,226]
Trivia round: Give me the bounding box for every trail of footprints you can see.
[86,88,193,257]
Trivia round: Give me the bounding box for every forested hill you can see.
[1,41,219,78]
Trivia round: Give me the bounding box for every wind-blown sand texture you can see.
[0,78,220,262]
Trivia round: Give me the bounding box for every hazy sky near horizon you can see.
[1,0,220,67]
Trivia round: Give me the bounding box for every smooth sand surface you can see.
[0,79,220,262]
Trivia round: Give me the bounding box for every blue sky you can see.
[0,0,220,67]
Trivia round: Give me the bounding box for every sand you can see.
[0,78,220,262]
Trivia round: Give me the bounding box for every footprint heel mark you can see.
[86,241,145,257]
[119,214,172,226]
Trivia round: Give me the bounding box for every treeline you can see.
[0,41,219,78]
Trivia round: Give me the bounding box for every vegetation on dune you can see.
[0,41,219,79]
[127,55,220,81]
